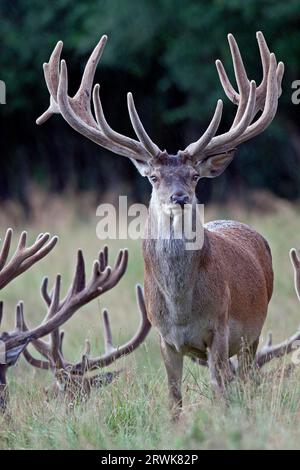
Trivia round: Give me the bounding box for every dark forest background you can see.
[1,0,300,212]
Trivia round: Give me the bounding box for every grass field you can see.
[0,191,300,450]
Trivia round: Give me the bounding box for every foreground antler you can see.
[0,229,58,411]
[23,279,149,402]
[254,248,300,368]
[37,32,283,165]
[0,229,150,411]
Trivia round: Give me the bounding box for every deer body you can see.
[144,219,273,359]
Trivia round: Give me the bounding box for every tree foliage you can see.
[1,0,300,205]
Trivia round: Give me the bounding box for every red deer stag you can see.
[0,229,150,411]
[37,32,287,416]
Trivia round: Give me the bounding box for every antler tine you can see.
[23,279,53,369]
[49,328,65,368]
[18,298,51,361]
[99,249,128,294]
[103,245,108,267]
[114,248,128,275]
[215,59,239,105]
[46,40,64,101]
[290,249,300,301]
[255,328,300,368]
[0,230,58,290]
[59,330,65,355]
[20,290,50,365]
[256,31,271,96]
[256,32,284,103]
[70,249,86,296]
[92,84,152,161]
[48,250,87,310]
[102,308,114,353]
[76,35,108,103]
[127,92,161,157]
[0,301,3,328]
[182,100,223,158]
[91,259,111,288]
[99,245,108,272]
[43,274,62,323]
[0,229,13,271]
[41,277,52,306]
[23,348,51,370]
[113,248,125,270]
[36,41,63,125]
[227,33,250,97]
[73,284,151,372]
[227,33,254,128]
[15,302,25,331]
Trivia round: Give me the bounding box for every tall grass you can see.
[0,191,300,449]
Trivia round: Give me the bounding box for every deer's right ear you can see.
[196,150,236,178]
[130,159,150,177]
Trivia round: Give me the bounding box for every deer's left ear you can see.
[195,150,236,178]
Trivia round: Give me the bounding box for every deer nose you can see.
[170,192,189,207]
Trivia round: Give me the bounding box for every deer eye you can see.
[192,174,200,182]
[150,175,158,183]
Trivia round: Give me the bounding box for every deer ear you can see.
[130,159,150,177]
[196,150,236,178]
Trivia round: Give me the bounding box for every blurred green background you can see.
[1,0,300,212]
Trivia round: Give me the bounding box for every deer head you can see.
[37,32,284,211]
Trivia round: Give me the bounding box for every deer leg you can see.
[237,337,259,380]
[208,328,233,397]
[160,336,183,420]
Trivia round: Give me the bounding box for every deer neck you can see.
[144,194,208,299]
